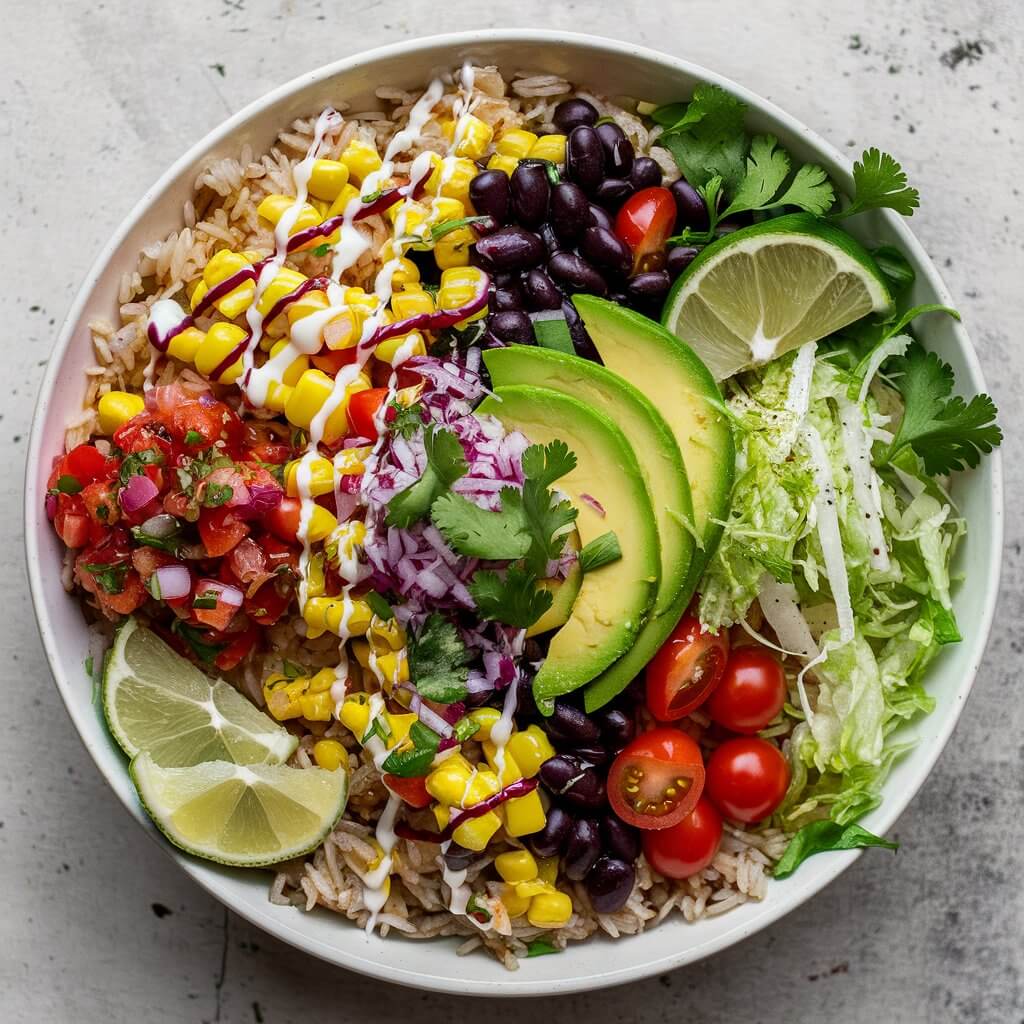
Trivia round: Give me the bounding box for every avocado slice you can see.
[485,345,695,707]
[526,560,583,639]
[574,296,735,595]
[475,385,659,702]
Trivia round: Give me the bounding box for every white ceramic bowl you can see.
[25,29,1003,996]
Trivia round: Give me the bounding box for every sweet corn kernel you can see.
[198,249,256,319]
[268,339,309,385]
[195,322,247,384]
[434,226,476,269]
[313,739,347,771]
[462,770,502,807]
[263,674,303,720]
[429,196,465,225]
[286,289,330,325]
[303,595,372,639]
[305,552,326,599]
[389,256,420,288]
[373,650,409,686]
[334,446,371,475]
[374,331,427,367]
[339,694,371,737]
[97,391,145,435]
[537,856,559,886]
[305,504,338,544]
[367,614,406,652]
[391,200,429,241]
[494,850,538,884]
[437,266,489,324]
[504,725,556,779]
[263,380,293,414]
[325,520,367,576]
[308,158,350,201]
[452,811,502,852]
[527,891,573,929]
[426,760,473,806]
[514,879,552,900]
[299,687,334,721]
[496,128,539,159]
[454,114,493,159]
[340,139,383,183]
[503,788,547,838]
[467,707,501,742]
[391,287,436,320]
[284,456,334,498]
[256,194,323,235]
[528,134,567,163]
[256,268,308,319]
[486,153,519,176]
[439,118,455,141]
[321,307,367,351]
[438,158,477,206]
[287,368,372,444]
[499,883,532,919]
[310,198,330,219]
[327,182,361,218]
[433,803,451,830]
[166,325,204,364]
[483,742,521,786]
[387,713,418,749]
[352,639,371,669]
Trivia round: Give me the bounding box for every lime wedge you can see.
[130,754,348,866]
[662,213,892,380]
[103,618,297,767]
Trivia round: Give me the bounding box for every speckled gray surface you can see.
[2,1,1021,1021]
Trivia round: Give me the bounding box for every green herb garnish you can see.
[365,591,395,622]
[773,821,898,879]
[81,561,129,595]
[579,531,622,573]
[183,430,205,446]
[385,426,468,528]
[407,613,472,703]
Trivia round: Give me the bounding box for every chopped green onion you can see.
[579,531,622,572]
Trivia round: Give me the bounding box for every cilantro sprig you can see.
[829,148,920,220]
[407,613,473,703]
[469,565,553,629]
[386,426,468,528]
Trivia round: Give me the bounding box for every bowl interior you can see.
[25,30,1002,996]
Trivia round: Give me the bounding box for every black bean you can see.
[667,245,699,278]
[592,178,634,209]
[596,707,636,752]
[608,291,630,307]
[562,298,601,362]
[548,252,608,296]
[671,179,709,231]
[580,226,632,275]
[560,768,606,811]
[550,182,591,244]
[523,268,564,311]
[595,121,634,176]
[630,156,662,190]
[553,98,599,133]
[564,818,602,881]
[516,672,538,718]
[539,753,584,793]
[626,270,672,301]
[587,203,614,231]
[469,170,511,223]
[601,814,641,862]
[571,744,610,767]
[539,222,562,257]
[549,701,601,743]
[443,843,477,871]
[491,280,527,312]
[475,227,546,271]
[488,311,535,345]
[510,162,551,228]
[566,126,605,194]
[585,857,636,913]
[529,806,574,858]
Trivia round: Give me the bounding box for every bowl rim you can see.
[24,28,1004,996]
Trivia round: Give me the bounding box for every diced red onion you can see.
[196,578,244,607]
[45,493,57,521]
[232,481,282,519]
[580,493,606,517]
[153,564,192,601]
[119,474,159,512]
[399,683,454,739]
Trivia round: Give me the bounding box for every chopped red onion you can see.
[152,564,192,601]
[580,493,606,517]
[399,683,454,739]
[196,578,244,607]
[119,474,159,512]
[45,493,57,521]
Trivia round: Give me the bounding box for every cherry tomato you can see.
[263,496,302,543]
[347,387,389,440]
[642,797,723,879]
[614,186,677,273]
[245,577,292,626]
[607,727,705,830]
[706,647,787,734]
[258,533,301,575]
[705,737,789,823]
[198,506,250,557]
[170,403,224,449]
[64,444,108,485]
[80,479,120,527]
[311,346,359,376]
[55,510,91,549]
[383,774,432,809]
[646,613,730,721]
[213,623,259,671]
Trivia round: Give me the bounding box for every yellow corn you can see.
[374,286,435,364]
[529,134,567,163]
[367,614,406,652]
[437,266,489,324]
[467,707,501,742]
[302,595,373,639]
[373,650,409,686]
[310,197,330,219]
[504,788,547,837]
[527,891,573,929]
[425,758,474,806]
[452,811,503,852]
[504,725,556,778]
[339,693,372,737]
[339,139,383,183]
[495,850,538,884]
[432,803,451,830]
[284,369,371,443]
[429,196,465,225]
[514,878,552,900]
[305,552,326,598]
[325,519,368,576]
[194,322,247,384]
[499,883,531,919]
[256,194,323,235]
[97,391,145,435]
[166,325,204,364]
[327,182,361,218]
[286,288,330,325]
[376,331,427,367]
[497,128,539,159]
[434,226,476,270]
[308,159,350,201]
[389,256,420,288]
[351,639,372,670]
[453,114,494,160]
[193,249,256,319]
[262,667,336,722]
[537,856,559,886]
[424,156,478,207]
[486,153,519,176]
[312,739,348,771]
[284,456,335,498]
[267,339,309,385]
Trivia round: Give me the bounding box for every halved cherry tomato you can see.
[198,506,250,557]
[64,444,108,485]
[642,797,722,879]
[311,346,359,376]
[706,647,787,734]
[646,613,729,721]
[259,533,301,575]
[607,727,705,830]
[705,737,789,824]
[383,773,432,809]
[263,496,302,543]
[347,387,389,440]
[614,186,677,273]
[213,623,260,671]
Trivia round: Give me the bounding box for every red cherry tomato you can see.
[607,727,705,830]
[705,737,790,823]
[383,773,432,809]
[64,444,108,485]
[642,797,723,879]
[56,510,91,549]
[245,578,292,626]
[264,496,302,543]
[198,506,250,557]
[706,647,787,734]
[169,403,224,449]
[80,480,120,527]
[347,387,389,440]
[646,613,730,721]
[614,187,677,273]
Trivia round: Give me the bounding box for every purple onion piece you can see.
[119,474,159,513]
[152,564,192,601]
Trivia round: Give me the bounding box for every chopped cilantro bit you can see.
[430,489,531,561]
[183,430,204,446]
[408,613,471,703]
[202,482,234,508]
[82,561,130,595]
[469,565,553,629]
[171,619,224,664]
[388,400,427,439]
[311,243,332,257]
[118,448,163,486]
[192,592,219,610]
[525,938,560,958]
[53,474,82,495]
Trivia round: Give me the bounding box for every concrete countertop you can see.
[1,1,1020,1021]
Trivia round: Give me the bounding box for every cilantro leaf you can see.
[469,565,554,629]
[519,442,578,576]
[659,84,749,191]
[408,613,471,703]
[525,938,560,957]
[53,474,83,495]
[311,243,332,257]
[381,720,441,777]
[870,245,915,299]
[386,426,468,528]
[430,489,531,560]
[578,531,621,573]
[772,161,836,216]
[388,400,427,439]
[171,620,224,664]
[81,560,129,595]
[830,148,920,220]
[878,342,1002,474]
